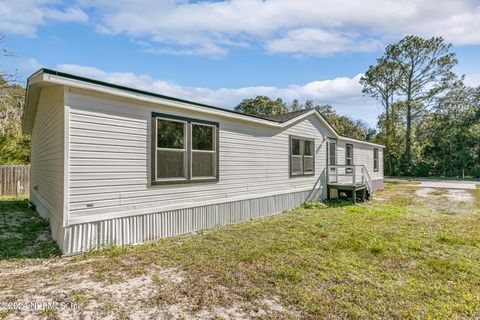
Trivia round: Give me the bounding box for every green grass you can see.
[0,183,479,318]
[383,179,421,185]
[0,196,61,260]
[475,186,480,206]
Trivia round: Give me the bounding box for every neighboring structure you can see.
[23,68,384,254]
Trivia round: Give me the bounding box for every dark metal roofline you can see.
[36,68,283,124]
[266,109,311,122]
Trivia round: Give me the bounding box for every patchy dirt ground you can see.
[412,180,476,210]
[0,258,299,319]
[415,187,474,202]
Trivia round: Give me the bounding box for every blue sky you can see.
[1,0,480,126]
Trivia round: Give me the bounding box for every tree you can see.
[0,35,30,164]
[384,36,457,173]
[0,75,30,164]
[304,100,314,109]
[360,58,400,139]
[290,99,302,111]
[375,101,406,175]
[421,83,480,178]
[360,59,401,175]
[235,96,288,117]
[316,104,376,140]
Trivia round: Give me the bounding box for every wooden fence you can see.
[0,165,30,197]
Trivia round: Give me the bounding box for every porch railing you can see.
[327,165,372,193]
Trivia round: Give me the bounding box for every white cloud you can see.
[464,73,480,87]
[3,1,480,57]
[56,64,381,125]
[77,0,480,56]
[266,29,381,57]
[0,0,88,36]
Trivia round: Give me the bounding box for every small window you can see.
[346,144,353,173]
[152,113,218,184]
[290,136,314,177]
[373,148,379,172]
[328,140,336,165]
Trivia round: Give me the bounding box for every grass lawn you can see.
[0,183,479,319]
[0,197,60,260]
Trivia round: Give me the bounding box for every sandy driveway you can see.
[409,179,478,203]
[416,180,477,190]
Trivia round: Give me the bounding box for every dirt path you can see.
[409,180,477,203]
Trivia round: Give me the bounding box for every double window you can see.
[153,113,218,184]
[290,136,314,176]
[373,148,379,172]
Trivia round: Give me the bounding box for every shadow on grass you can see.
[384,179,420,185]
[323,199,355,208]
[0,198,61,260]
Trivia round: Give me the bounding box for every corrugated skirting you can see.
[63,188,322,254]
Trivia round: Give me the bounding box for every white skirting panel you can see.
[371,178,384,191]
[62,188,323,254]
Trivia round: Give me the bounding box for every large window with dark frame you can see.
[373,148,379,172]
[153,113,218,184]
[290,136,314,176]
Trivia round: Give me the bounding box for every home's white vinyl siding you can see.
[66,88,330,225]
[30,86,65,241]
[336,140,383,181]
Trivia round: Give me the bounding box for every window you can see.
[345,144,353,173]
[191,123,216,179]
[290,136,314,176]
[156,118,187,180]
[327,140,336,165]
[373,148,379,172]
[327,139,337,182]
[152,113,218,184]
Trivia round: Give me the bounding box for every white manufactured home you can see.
[23,69,384,254]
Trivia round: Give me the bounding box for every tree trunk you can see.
[405,101,412,174]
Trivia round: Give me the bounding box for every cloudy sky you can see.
[1,0,480,125]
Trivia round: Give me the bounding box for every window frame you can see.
[327,138,337,183]
[373,148,379,172]
[289,135,315,177]
[190,121,218,181]
[327,139,337,166]
[345,143,354,173]
[151,112,219,185]
[154,116,188,182]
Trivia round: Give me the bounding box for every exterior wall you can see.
[329,139,384,190]
[65,88,331,226]
[63,188,319,254]
[30,86,66,246]
[44,86,385,253]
